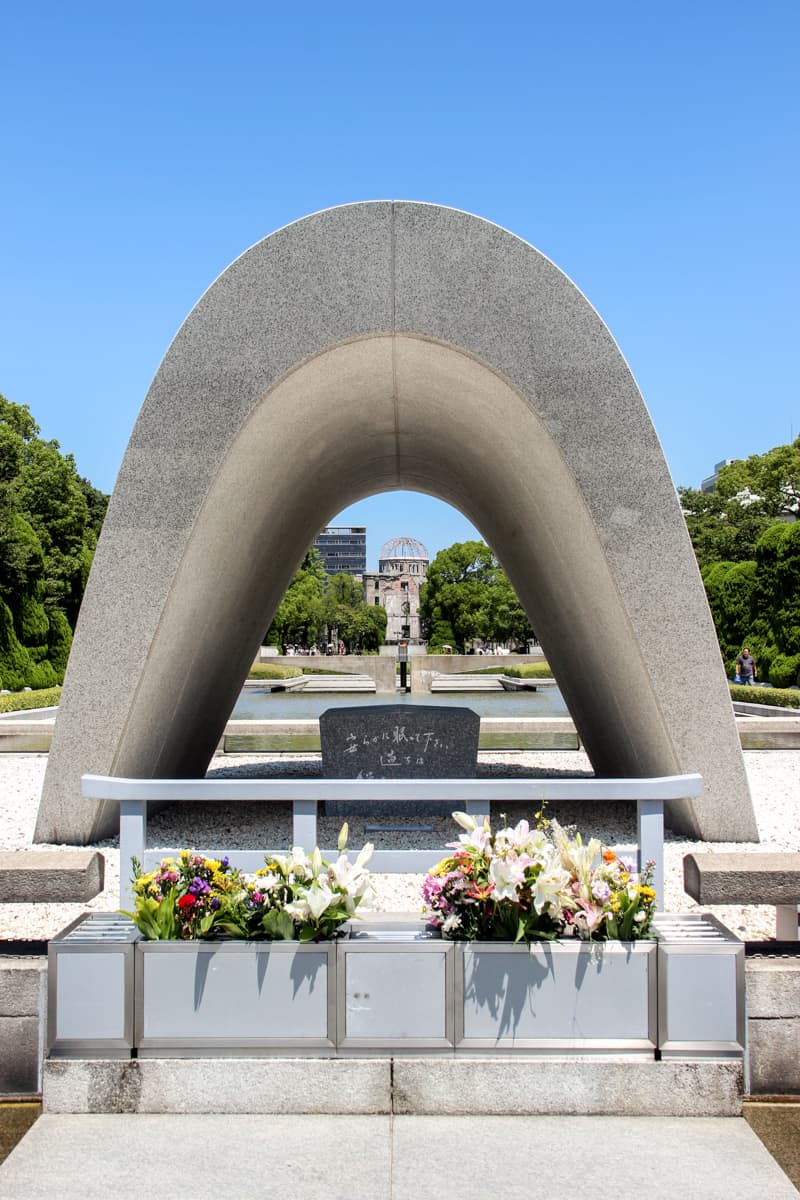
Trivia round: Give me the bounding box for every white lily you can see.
[531,860,572,914]
[355,842,374,870]
[305,880,336,920]
[257,871,282,893]
[489,855,526,901]
[284,897,310,921]
[452,811,478,832]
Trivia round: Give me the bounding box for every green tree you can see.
[0,392,108,689]
[680,438,800,572]
[266,550,327,649]
[321,570,386,652]
[700,560,758,667]
[715,437,800,520]
[419,540,533,651]
[679,487,772,570]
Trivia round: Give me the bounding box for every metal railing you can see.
[81,773,704,910]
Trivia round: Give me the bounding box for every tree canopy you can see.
[265,551,387,653]
[419,540,533,651]
[686,436,800,687]
[0,393,108,690]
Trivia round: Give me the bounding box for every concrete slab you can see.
[0,851,104,903]
[684,852,800,905]
[42,1054,742,1117]
[43,1057,392,1114]
[0,1113,796,1199]
[392,1056,744,1116]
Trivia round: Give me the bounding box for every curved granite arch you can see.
[36,202,757,843]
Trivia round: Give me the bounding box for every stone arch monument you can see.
[36,202,757,844]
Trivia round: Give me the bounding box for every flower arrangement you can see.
[422,812,656,943]
[124,825,374,942]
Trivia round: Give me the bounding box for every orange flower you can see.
[602,850,616,863]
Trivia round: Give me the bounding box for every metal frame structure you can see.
[81,772,706,910]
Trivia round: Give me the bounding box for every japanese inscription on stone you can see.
[319,704,480,778]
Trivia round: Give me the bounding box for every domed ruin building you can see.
[363,536,429,645]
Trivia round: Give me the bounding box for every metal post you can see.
[636,798,664,910]
[292,799,318,849]
[119,799,147,911]
[776,905,800,941]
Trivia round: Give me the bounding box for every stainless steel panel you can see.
[337,939,454,1049]
[135,941,336,1050]
[456,941,657,1052]
[47,915,137,1054]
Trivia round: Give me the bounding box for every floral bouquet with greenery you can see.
[124,825,374,942]
[421,811,656,943]
[215,825,374,942]
[125,851,240,941]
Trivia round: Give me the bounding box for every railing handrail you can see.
[81,772,703,801]
[83,772,703,911]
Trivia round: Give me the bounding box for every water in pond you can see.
[231,689,569,721]
[227,688,573,751]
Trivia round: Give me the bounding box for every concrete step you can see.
[301,677,376,692]
[42,1055,743,1117]
[430,675,503,691]
[0,851,104,904]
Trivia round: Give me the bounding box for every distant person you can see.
[735,647,757,685]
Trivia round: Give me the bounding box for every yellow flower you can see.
[204,859,222,873]
[430,858,453,877]
[637,886,656,900]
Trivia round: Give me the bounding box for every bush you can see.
[487,663,553,679]
[247,663,302,680]
[768,653,800,690]
[729,683,800,708]
[0,686,61,714]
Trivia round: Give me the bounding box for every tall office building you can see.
[312,526,367,576]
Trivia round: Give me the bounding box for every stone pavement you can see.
[0,1113,797,1199]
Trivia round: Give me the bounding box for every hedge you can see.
[247,664,303,680]
[0,686,62,714]
[729,683,800,709]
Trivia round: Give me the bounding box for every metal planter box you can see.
[654,913,745,1057]
[47,914,743,1061]
[48,914,139,1058]
[337,923,454,1050]
[135,940,337,1055]
[456,939,658,1054]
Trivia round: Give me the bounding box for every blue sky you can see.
[2,2,797,570]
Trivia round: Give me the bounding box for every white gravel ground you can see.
[1,749,797,942]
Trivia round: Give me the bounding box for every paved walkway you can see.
[0,1113,796,1198]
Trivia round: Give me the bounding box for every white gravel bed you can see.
[0,750,797,942]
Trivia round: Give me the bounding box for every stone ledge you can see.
[392,1056,743,1117]
[0,958,47,1016]
[43,1055,742,1116]
[745,958,800,1018]
[0,1017,42,1094]
[747,1019,800,1094]
[0,851,104,903]
[684,853,800,906]
[43,1058,392,1114]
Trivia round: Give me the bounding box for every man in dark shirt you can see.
[735,647,757,684]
